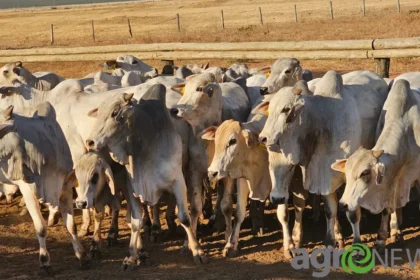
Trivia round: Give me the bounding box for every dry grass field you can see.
[2,1,420,279]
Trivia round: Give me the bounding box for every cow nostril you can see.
[339,203,348,212]
[76,201,88,209]
[260,87,268,95]
[259,137,267,144]
[170,108,179,117]
[212,172,218,178]
[86,139,95,148]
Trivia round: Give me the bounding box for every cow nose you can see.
[259,136,267,145]
[170,108,179,117]
[86,139,95,148]
[270,195,286,205]
[339,202,348,212]
[260,87,269,95]
[76,201,88,209]
[12,68,20,76]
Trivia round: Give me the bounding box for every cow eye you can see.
[91,173,99,185]
[227,138,237,147]
[281,107,290,114]
[360,170,370,179]
[3,70,8,75]
[196,86,203,92]
[111,108,120,118]
[132,61,138,65]
[285,69,291,74]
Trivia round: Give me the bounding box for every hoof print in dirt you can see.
[39,265,53,277]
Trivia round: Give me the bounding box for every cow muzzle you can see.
[270,195,286,205]
[76,201,88,209]
[260,87,269,95]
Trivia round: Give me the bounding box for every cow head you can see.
[201,120,259,181]
[170,73,222,130]
[0,62,23,86]
[86,92,134,164]
[0,106,16,139]
[332,148,386,213]
[0,184,18,204]
[260,58,303,95]
[66,152,115,209]
[104,55,158,81]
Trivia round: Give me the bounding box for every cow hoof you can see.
[373,242,386,254]
[89,248,102,260]
[284,249,295,260]
[222,247,238,258]
[337,240,345,249]
[121,257,139,271]
[39,265,53,277]
[193,253,209,265]
[139,249,150,266]
[19,208,28,216]
[391,234,404,244]
[79,257,91,270]
[180,245,190,255]
[150,231,162,244]
[78,229,90,238]
[107,233,118,247]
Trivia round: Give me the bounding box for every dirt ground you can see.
[1,193,420,280]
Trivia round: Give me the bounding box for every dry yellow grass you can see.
[2,0,420,78]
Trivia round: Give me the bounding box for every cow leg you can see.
[202,184,213,219]
[323,192,341,250]
[292,192,306,250]
[208,181,225,234]
[390,208,404,244]
[220,178,234,242]
[311,194,321,223]
[375,208,391,253]
[277,202,296,259]
[150,204,162,243]
[223,178,249,258]
[121,184,145,270]
[19,183,53,276]
[165,194,177,235]
[108,196,120,247]
[89,207,104,260]
[142,204,151,234]
[59,188,89,269]
[250,200,265,237]
[173,174,208,265]
[346,207,361,245]
[186,171,204,238]
[79,209,91,237]
[47,205,60,227]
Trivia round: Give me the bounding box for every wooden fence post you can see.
[294,4,298,22]
[176,13,180,32]
[91,20,95,42]
[330,1,334,20]
[221,10,225,29]
[128,18,133,38]
[259,7,263,25]
[397,0,401,13]
[50,24,54,45]
[362,0,366,16]
[374,58,390,78]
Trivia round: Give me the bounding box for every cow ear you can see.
[242,129,258,147]
[203,63,210,70]
[286,101,304,124]
[375,162,385,185]
[0,124,15,139]
[0,87,21,98]
[199,126,217,141]
[104,60,119,70]
[171,83,186,95]
[3,105,13,120]
[123,93,134,104]
[87,108,98,118]
[331,159,347,173]
[101,161,115,195]
[15,61,22,68]
[64,170,78,190]
[251,101,270,116]
[259,66,271,73]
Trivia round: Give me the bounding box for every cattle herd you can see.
[1,55,420,276]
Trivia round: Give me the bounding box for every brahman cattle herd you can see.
[1,56,420,275]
